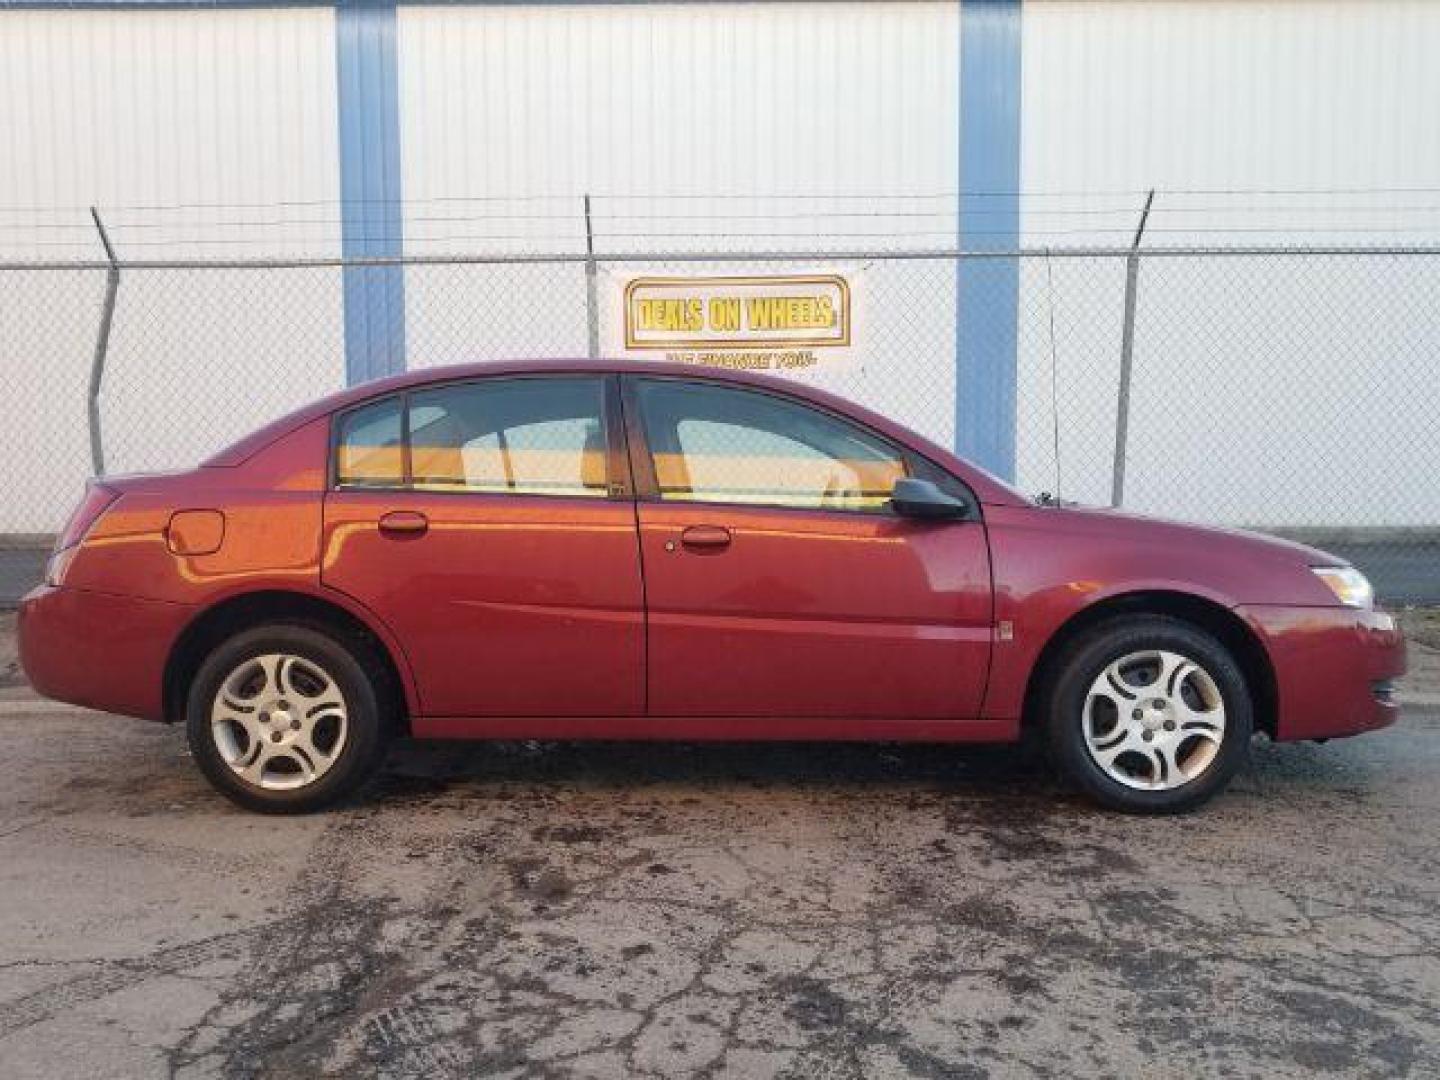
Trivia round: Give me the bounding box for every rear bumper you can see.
[1237,604,1407,741]
[18,585,190,721]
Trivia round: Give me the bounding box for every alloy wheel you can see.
[1082,649,1227,791]
[209,653,349,791]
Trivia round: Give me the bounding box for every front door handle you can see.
[680,524,732,552]
[378,510,429,537]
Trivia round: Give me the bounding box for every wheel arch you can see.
[1021,590,1278,737]
[162,589,415,732]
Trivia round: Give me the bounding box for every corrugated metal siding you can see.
[2,0,1438,531]
[1021,0,1440,243]
[0,8,345,531]
[0,7,341,258]
[1013,0,1440,523]
[395,1,963,445]
[396,2,960,253]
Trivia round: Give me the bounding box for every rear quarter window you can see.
[335,398,404,487]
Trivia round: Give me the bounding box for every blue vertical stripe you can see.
[336,0,405,385]
[956,0,1022,480]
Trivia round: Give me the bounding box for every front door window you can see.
[631,379,907,512]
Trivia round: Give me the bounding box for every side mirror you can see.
[889,477,973,520]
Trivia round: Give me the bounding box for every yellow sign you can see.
[604,271,859,372]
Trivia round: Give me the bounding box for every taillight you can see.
[47,482,118,586]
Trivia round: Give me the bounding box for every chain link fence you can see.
[1,247,1436,603]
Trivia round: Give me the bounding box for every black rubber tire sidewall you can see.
[1044,615,1253,814]
[186,622,386,814]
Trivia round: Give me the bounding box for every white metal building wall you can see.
[0,8,344,532]
[398,3,959,218]
[1024,0,1440,221]
[1016,0,1440,522]
[0,8,342,258]
[2,1,1439,530]
[395,2,961,447]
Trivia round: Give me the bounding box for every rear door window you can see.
[407,378,610,498]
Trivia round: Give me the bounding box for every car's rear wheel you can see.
[1041,615,1252,813]
[186,623,388,813]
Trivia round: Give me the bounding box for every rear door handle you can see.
[680,524,732,551]
[378,510,429,537]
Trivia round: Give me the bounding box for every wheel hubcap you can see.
[210,653,349,791]
[1082,649,1226,791]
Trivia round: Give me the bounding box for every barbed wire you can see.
[7,185,1440,214]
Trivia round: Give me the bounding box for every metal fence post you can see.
[87,207,120,477]
[1110,189,1155,508]
[583,194,600,359]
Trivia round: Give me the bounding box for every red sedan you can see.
[19,360,1404,814]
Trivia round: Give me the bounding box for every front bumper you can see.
[1237,604,1407,741]
[18,584,190,721]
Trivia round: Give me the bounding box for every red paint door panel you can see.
[638,504,992,718]
[323,490,644,717]
[625,375,993,721]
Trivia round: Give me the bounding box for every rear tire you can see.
[1041,615,1252,814]
[186,622,389,814]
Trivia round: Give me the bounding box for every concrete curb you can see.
[0,534,56,551]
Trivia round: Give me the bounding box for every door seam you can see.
[613,376,650,717]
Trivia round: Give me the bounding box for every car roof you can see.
[205,357,1027,506]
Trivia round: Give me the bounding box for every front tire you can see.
[186,623,389,814]
[1041,615,1253,814]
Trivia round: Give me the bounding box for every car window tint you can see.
[335,397,404,487]
[407,378,609,497]
[634,380,906,511]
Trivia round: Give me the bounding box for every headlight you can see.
[1312,566,1373,609]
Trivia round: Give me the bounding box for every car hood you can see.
[1037,504,1347,567]
[982,502,1356,609]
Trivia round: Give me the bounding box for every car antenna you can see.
[1043,248,1063,505]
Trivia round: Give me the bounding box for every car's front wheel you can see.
[1041,614,1253,813]
[186,623,389,813]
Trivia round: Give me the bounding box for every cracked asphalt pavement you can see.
[1,613,1439,1079]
